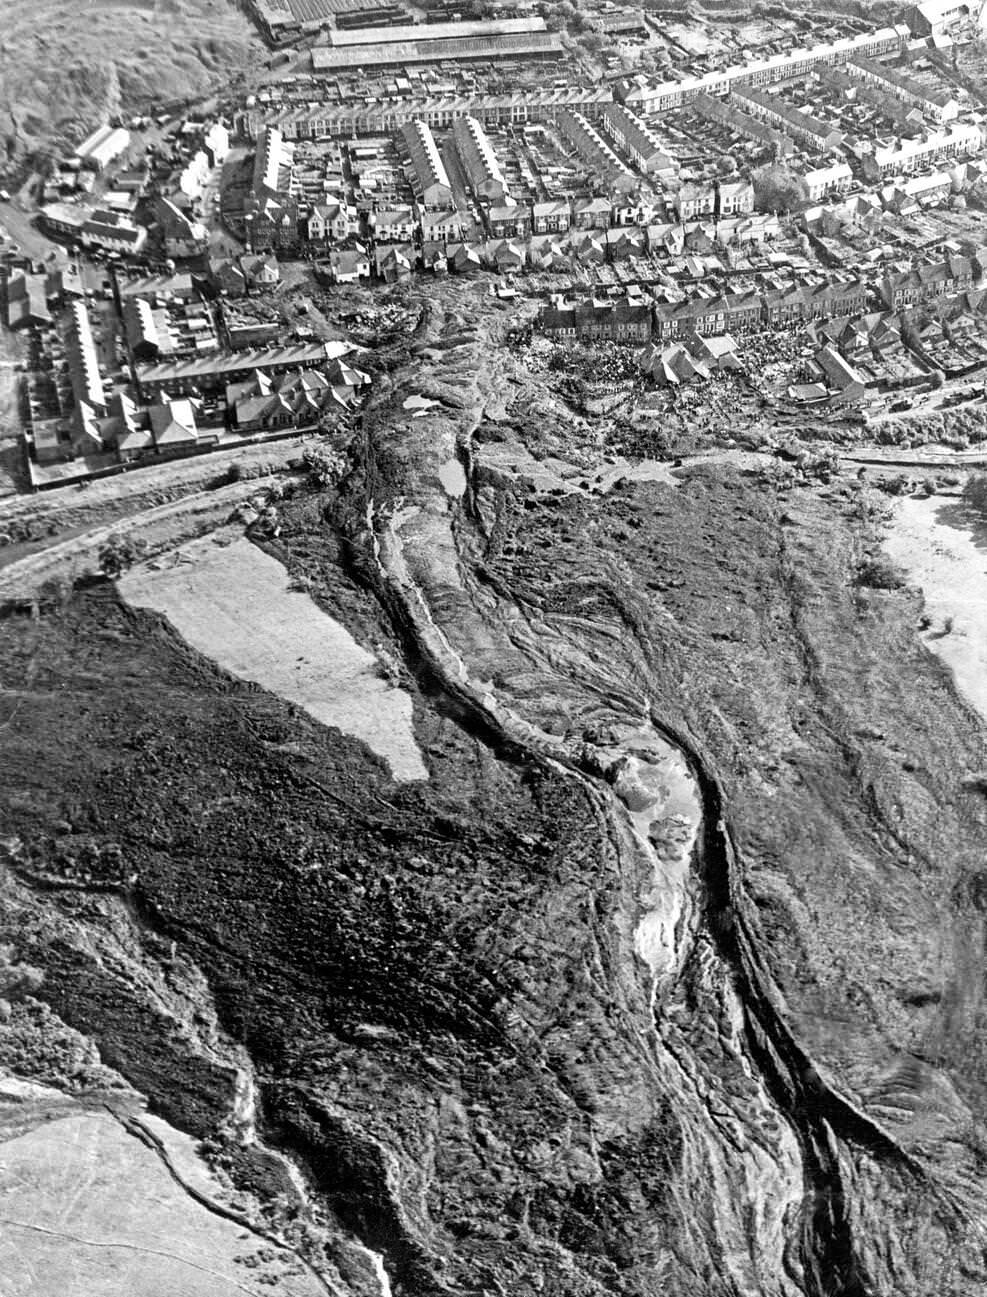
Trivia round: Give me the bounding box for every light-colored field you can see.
[0,1111,324,1297]
[884,494,987,727]
[119,534,428,781]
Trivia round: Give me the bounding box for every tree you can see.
[752,164,809,214]
[963,473,987,516]
[98,534,142,579]
[857,557,907,590]
[303,445,347,489]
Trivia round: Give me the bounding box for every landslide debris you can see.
[1,291,986,1295]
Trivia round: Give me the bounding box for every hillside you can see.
[2,292,987,1294]
[0,0,262,178]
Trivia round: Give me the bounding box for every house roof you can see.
[532,200,571,218]
[237,394,292,424]
[150,398,198,444]
[5,272,51,328]
[332,250,369,273]
[373,208,415,228]
[489,205,529,223]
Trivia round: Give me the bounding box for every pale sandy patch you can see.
[438,458,467,497]
[884,494,987,726]
[0,1112,324,1297]
[119,534,427,781]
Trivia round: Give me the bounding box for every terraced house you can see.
[601,104,677,177]
[252,89,614,142]
[453,116,510,203]
[419,211,466,244]
[716,180,755,217]
[804,163,854,203]
[691,93,795,159]
[556,112,637,197]
[244,126,299,250]
[880,255,978,309]
[867,122,983,178]
[847,57,959,124]
[572,197,613,231]
[540,297,652,343]
[617,26,905,112]
[732,87,844,153]
[400,120,454,210]
[487,205,531,239]
[653,291,762,339]
[532,200,572,235]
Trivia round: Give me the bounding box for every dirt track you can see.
[0,475,296,598]
[0,435,322,576]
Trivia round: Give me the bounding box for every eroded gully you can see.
[346,421,961,1297]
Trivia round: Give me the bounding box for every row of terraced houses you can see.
[541,246,987,343]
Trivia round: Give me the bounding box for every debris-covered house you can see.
[375,244,414,282]
[240,253,281,289]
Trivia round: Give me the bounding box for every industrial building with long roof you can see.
[311,20,562,71]
[75,124,131,172]
[325,16,547,45]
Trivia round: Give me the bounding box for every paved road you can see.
[0,200,65,264]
